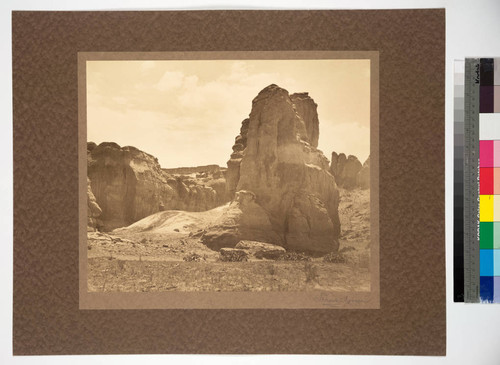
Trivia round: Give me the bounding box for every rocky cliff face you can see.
[88,142,227,231]
[330,152,346,183]
[162,165,224,176]
[341,155,363,189]
[164,165,228,205]
[330,152,369,190]
[202,190,282,250]
[225,118,249,200]
[87,177,102,231]
[203,84,340,254]
[290,92,319,148]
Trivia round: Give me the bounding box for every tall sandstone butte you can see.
[204,84,340,254]
[88,142,225,231]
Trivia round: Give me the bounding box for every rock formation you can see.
[87,177,102,231]
[203,84,340,254]
[225,118,249,200]
[162,164,224,176]
[356,156,370,189]
[202,190,281,250]
[330,152,366,189]
[342,155,363,189]
[87,142,228,231]
[290,92,319,147]
[204,177,228,206]
[164,165,228,205]
[234,240,286,260]
[330,152,347,184]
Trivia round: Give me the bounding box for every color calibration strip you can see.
[460,58,500,303]
[454,60,465,302]
[478,58,500,303]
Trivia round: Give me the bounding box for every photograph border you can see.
[79,51,380,309]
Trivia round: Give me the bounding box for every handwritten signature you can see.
[315,293,371,307]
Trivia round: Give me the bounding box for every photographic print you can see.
[13,10,445,354]
[79,51,379,309]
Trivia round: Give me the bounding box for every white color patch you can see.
[479,113,500,140]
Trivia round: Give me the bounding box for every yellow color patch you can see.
[480,195,494,222]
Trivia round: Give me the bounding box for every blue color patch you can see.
[480,249,494,276]
[480,276,494,302]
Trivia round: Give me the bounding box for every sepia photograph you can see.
[80,52,378,308]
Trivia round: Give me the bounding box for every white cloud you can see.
[156,71,185,91]
[175,64,299,115]
[183,75,199,89]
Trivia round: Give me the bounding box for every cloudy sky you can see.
[87,59,370,168]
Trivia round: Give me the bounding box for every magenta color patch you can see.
[480,140,494,167]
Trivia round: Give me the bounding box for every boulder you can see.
[87,231,136,248]
[235,240,286,260]
[219,248,248,262]
[203,84,341,254]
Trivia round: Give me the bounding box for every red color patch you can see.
[481,167,495,195]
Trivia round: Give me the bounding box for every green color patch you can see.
[480,222,494,249]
